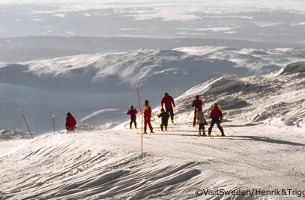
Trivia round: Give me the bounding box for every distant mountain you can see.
[1,36,304,62]
[0,47,304,133]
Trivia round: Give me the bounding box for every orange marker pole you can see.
[193,108,197,127]
[136,83,144,156]
[53,115,55,134]
[19,106,34,139]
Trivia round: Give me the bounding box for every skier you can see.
[66,112,76,132]
[161,92,175,124]
[127,105,137,129]
[192,95,203,126]
[157,108,169,131]
[144,100,154,134]
[208,103,225,137]
[197,109,207,136]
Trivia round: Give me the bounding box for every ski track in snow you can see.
[0,51,305,199]
[0,121,304,199]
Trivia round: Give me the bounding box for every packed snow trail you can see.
[0,121,304,199]
[0,62,304,199]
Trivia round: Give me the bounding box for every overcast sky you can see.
[0,0,304,45]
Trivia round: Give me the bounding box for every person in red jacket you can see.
[161,92,175,123]
[208,103,225,137]
[192,95,203,126]
[66,112,76,132]
[127,105,137,129]
[144,100,154,134]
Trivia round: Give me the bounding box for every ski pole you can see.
[152,119,160,125]
[173,106,176,124]
[222,122,237,134]
[184,109,193,123]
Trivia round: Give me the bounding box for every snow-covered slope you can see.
[172,61,305,128]
[1,123,304,200]
[1,47,304,133]
[0,63,304,199]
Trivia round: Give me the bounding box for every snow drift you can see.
[0,62,304,199]
[173,61,305,128]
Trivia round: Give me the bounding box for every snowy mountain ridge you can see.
[171,61,305,128]
[0,47,304,133]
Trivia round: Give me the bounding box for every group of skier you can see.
[65,93,224,137]
[66,92,225,137]
[192,95,225,137]
[127,93,225,137]
[126,92,175,134]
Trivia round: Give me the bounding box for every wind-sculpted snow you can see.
[1,121,304,199]
[174,61,305,128]
[0,133,217,199]
[0,129,30,141]
[0,61,305,199]
[278,61,305,76]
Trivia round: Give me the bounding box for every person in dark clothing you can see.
[66,112,76,132]
[192,95,203,126]
[161,92,175,124]
[208,103,225,137]
[158,108,170,131]
[192,95,203,111]
[127,105,137,129]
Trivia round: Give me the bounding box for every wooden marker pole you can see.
[136,83,143,156]
[53,115,55,134]
[19,106,34,139]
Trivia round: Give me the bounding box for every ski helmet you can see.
[144,100,149,105]
[130,105,134,109]
[195,95,199,99]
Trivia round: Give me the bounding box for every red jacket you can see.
[127,109,137,119]
[192,99,202,110]
[209,107,223,118]
[66,114,76,128]
[161,95,175,109]
[144,105,152,119]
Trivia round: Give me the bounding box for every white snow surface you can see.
[0,61,304,199]
[1,123,304,199]
[173,61,305,129]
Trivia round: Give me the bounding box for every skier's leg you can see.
[203,125,206,136]
[217,121,225,136]
[148,120,154,133]
[170,108,174,122]
[198,123,203,136]
[144,119,147,133]
[208,119,216,136]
